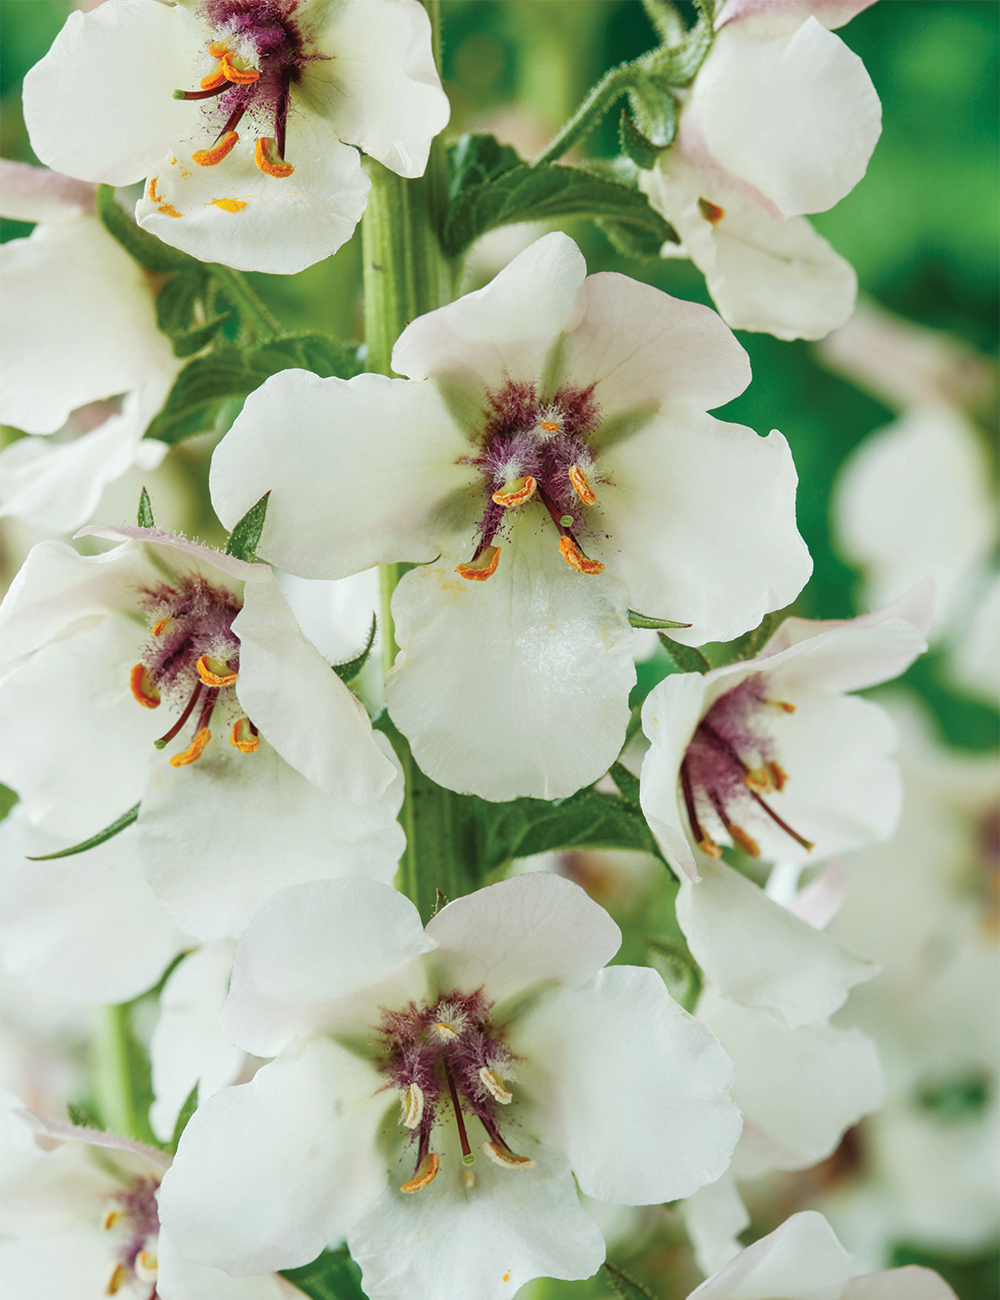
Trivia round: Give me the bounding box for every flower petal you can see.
[639,671,711,881]
[156,1228,292,1300]
[0,160,96,223]
[716,0,878,36]
[681,1173,749,1276]
[516,966,741,1204]
[386,519,635,801]
[687,1211,853,1299]
[842,1268,959,1300]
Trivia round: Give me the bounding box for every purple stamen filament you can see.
[443,1058,476,1167]
[153,680,202,750]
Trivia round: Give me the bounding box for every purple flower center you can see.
[680,674,813,858]
[103,1175,161,1296]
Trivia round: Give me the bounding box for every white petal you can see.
[681,1173,749,1276]
[0,160,96,223]
[843,1269,959,1300]
[716,0,877,36]
[135,120,371,275]
[158,1038,389,1275]
[23,0,198,185]
[0,217,172,433]
[233,572,395,800]
[0,813,185,1005]
[349,1130,605,1300]
[391,232,588,394]
[516,966,741,1203]
[314,0,450,178]
[156,1228,292,1300]
[593,415,811,642]
[699,989,882,1175]
[210,369,473,577]
[676,861,876,1026]
[149,943,244,1144]
[639,672,710,881]
[220,878,431,1058]
[0,1231,118,1300]
[425,873,621,1007]
[276,569,381,664]
[386,519,635,801]
[688,1211,853,1299]
[690,20,881,217]
[138,735,404,943]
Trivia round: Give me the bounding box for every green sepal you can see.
[280,1247,369,1300]
[604,1261,660,1300]
[732,611,779,662]
[331,615,377,684]
[67,1102,104,1131]
[169,1083,199,1154]
[609,760,642,808]
[619,108,664,170]
[26,802,140,861]
[97,184,198,274]
[155,272,231,358]
[646,937,703,1013]
[647,0,716,87]
[136,488,154,529]
[628,609,692,630]
[659,633,711,675]
[144,334,363,445]
[225,491,270,563]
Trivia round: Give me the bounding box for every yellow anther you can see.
[744,767,772,795]
[200,63,228,91]
[456,545,501,582]
[400,1082,424,1129]
[766,699,797,713]
[558,535,605,576]
[698,197,725,225]
[196,655,238,687]
[492,475,536,508]
[169,727,211,768]
[479,1067,512,1105]
[697,835,722,859]
[105,1262,126,1296]
[135,1251,158,1282]
[229,717,260,753]
[434,1021,459,1042]
[538,420,561,434]
[208,40,228,57]
[401,1152,439,1193]
[101,1208,123,1231]
[129,664,161,710]
[192,131,240,167]
[254,137,295,178]
[766,761,788,792]
[220,52,260,84]
[568,464,596,505]
[151,617,169,637]
[727,822,761,858]
[483,1139,535,1170]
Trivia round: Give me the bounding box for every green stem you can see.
[93,1004,144,1141]
[532,61,641,166]
[209,264,282,341]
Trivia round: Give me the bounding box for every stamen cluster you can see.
[102,1175,161,1297]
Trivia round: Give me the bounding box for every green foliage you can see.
[25,803,140,861]
[658,634,711,675]
[155,271,231,358]
[170,1084,199,1153]
[144,334,362,445]
[136,487,155,529]
[603,1261,660,1300]
[0,784,19,822]
[225,492,270,563]
[97,184,197,274]
[619,109,664,170]
[646,937,703,1012]
[281,1248,369,1300]
[890,1243,1000,1300]
[916,1069,991,1120]
[731,612,779,663]
[67,1102,104,1131]
[627,610,691,630]
[331,615,377,685]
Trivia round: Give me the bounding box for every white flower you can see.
[210,232,811,800]
[158,872,742,1298]
[0,161,178,533]
[639,0,881,340]
[0,526,404,940]
[22,0,450,274]
[639,588,931,882]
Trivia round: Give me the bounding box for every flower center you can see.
[680,674,814,858]
[101,1176,160,1297]
[172,1,312,178]
[456,380,607,582]
[128,575,259,767]
[381,991,534,1194]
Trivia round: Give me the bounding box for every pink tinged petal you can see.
[687,1211,853,1299]
[135,119,371,276]
[425,872,621,1006]
[786,858,847,929]
[0,161,96,223]
[391,231,588,392]
[233,574,395,800]
[842,1268,959,1300]
[221,879,432,1058]
[348,1132,606,1300]
[18,1108,172,1170]
[138,736,404,944]
[316,0,450,178]
[0,813,187,1006]
[23,0,199,185]
[639,672,710,881]
[592,416,812,643]
[564,273,751,416]
[385,520,635,801]
[675,861,876,1027]
[716,0,878,35]
[78,523,262,590]
[690,20,881,217]
[0,217,173,433]
[515,966,741,1204]
[158,1039,389,1275]
[156,1228,295,1300]
[210,370,473,579]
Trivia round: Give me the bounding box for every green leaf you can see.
[136,487,154,529]
[67,1102,104,1131]
[647,1,715,86]
[604,1261,660,1300]
[619,108,663,170]
[281,1248,369,1300]
[144,334,363,445]
[732,611,778,662]
[447,132,522,201]
[625,75,677,151]
[628,609,691,630]
[646,937,703,1012]
[331,615,377,684]
[225,491,270,563]
[609,761,642,808]
[155,272,231,358]
[658,633,711,675]
[26,803,140,861]
[170,1083,199,1153]
[97,184,199,274]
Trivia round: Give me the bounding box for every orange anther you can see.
[220,52,260,84]
[558,535,605,576]
[106,1261,126,1296]
[169,727,211,768]
[196,655,238,687]
[254,137,294,178]
[767,698,797,713]
[766,760,788,792]
[456,546,501,582]
[199,63,228,91]
[151,617,169,637]
[208,41,228,57]
[492,475,536,508]
[230,717,259,753]
[727,822,761,858]
[192,131,240,167]
[568,464,596,505]
[401,1152,439,1194]
[697,835,723,858]
[129,664,160,709]
[698,197,725,225]
[744,767,772,795]
[538,420,560,433]
[482,1139,535,1170]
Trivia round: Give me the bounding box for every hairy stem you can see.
[209,264,282,341]
[532,61,640,166]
